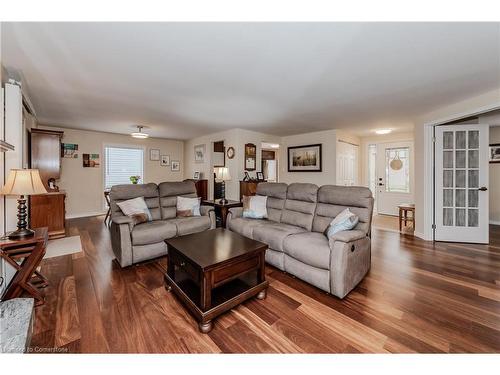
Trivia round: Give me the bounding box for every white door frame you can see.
[421,103,500,241]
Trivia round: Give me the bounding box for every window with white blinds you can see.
[104,146,144,189]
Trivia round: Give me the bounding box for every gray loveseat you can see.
[227,182,374,298]
[109,181,216,267]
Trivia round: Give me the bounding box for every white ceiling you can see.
[2,22,500,139]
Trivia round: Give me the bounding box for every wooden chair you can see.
[398,203,415,233]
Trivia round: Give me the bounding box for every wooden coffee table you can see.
[164,228,268,333]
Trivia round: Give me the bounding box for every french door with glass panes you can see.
[435,124,489,243]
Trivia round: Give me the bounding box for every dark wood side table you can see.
[202,199,243,228]
[0,227,49,306]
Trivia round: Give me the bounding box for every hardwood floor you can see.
[29,216,500,353]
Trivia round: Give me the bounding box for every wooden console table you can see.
[0,228,49,306]
[202,199,242,228]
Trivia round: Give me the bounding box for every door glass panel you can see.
[385,147,410,192]
[468,209,478,227]
[443,208,453,226]
[443,170,453,187]
[455,131,466,149]
[443,131,454,149]
[468,150,479,168]
[456,208,466,226]
[443,189,453,207]
[455,189,466,207]
[468,130,479,149]
[468,190,478,208]
[468,170,479,188]
[455,170,466,188]
[443,151,454,168]
[455,150,466,168]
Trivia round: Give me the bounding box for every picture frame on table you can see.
[193,171,200,180]
[256,172,264,181]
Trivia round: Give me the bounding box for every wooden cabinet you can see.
[29,128,64,190]
[29,192,66,239]
[29,128,66,239]
[239,181,260,201]
[193,179,208,200]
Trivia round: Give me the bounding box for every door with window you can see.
[336,141,359,186]
[376,141,414,215]
[435,124,489,243]
[104,146,145,190]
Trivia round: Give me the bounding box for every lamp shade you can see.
[0,169,48,196]
[215,167,231,181]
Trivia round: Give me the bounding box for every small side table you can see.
[202,199,243,228]
[398,203,415,233]
[0,227,49,306]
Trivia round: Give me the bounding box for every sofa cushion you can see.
[159,181,198,219]
[176,196,201,217]
[252,222,306,252]
[170,216,211,236]
[227,217,268,239]
[116,196,152,224]
[110,183,161,221]
[256,182,287,222]
[132,220,177,245]
[280,183,318,231]
[283,232,331,270]
[242,195,268,219]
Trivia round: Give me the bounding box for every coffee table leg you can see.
[199,320,213,333]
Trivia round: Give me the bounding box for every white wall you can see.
[414,88,500,239]
[184,128,280,200]
[279,129,338,186]
[39,125,184,218]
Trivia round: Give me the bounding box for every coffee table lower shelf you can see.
[164,273,268,333]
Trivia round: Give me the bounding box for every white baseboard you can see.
[66,211,107,219]
[413,231,430,241]
[490,220,500,225]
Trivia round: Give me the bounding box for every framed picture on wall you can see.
[287,144,322,172]
[171,160,180,171]
[490,143,500,163]
[150,149,160,161]
[160,155,170,166]
[194,144,206,163]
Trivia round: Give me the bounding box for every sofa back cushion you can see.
[312,185,374,235]
[159,181,198,219]
[256,182,287,222]
[280,183,318,231]
[110,183,161,221]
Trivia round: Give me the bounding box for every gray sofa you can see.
[227,182,374,298]
[109,181,216,267]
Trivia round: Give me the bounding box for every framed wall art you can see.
[150,149,160,161]
[160,155,170,166]
[287,144,322,172]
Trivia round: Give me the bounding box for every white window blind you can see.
[104,146,144,189]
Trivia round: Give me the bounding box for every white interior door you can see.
[336,141,358,186]
[376,141,414,215]
[435,124,489,243]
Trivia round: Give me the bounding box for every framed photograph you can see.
[160,155,170,166]
[83,153,100,168]
[490,143,500,163]
[287,144,322,172]
[256,171,264,181]
[150,149,160,161]
[193,171,200,180]
[61,143,79,158]
[171,160,180,171]
[244,143,256,171]
[194,144,206,163]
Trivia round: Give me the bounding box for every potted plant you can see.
[129,175,141,184]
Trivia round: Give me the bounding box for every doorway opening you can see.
[261,142,279,182]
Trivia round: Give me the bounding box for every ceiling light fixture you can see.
[131,125,149,139]
[375,129,392,135]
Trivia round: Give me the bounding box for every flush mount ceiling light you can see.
[131,125,149,139]
[375,129,392,135]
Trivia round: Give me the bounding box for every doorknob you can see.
[378,183,384,186]
[478,187,488,191]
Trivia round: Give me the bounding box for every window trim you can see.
[102,143,146,193]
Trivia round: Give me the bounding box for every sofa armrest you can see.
[109,221,134,267]
[328,229,366,245]
[111,215,135,230]
[200,206,216,229]
[226,207,243,230]
[328,231,371,299]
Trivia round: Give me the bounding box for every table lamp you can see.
[0,169,48,239]
[215,167,231,204]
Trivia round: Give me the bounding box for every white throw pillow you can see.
[242,195,268,219]
[176,196,201,217]
[116,196,152,224]
[326,208,359,238]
